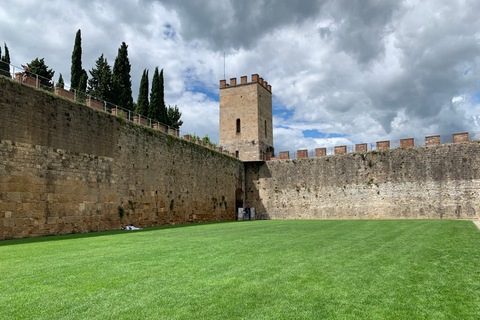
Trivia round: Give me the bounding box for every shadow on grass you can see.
[0,220,242,247]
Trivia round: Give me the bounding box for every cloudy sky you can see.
[1,0,479,153]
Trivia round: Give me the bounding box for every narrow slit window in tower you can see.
[265,120,267,137]
[236,118,241,134]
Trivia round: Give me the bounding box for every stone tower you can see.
[219,74,274,161]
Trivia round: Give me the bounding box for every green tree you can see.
[148,67,167,123]
[26,58,55,88]
[56,73,65,88]
[167,105,183,129]
[112,42,133,111]
[70,29,83,91]
[0,42,11,77]
[202,134,213,145]
[87,53,112,101]
[136,69,149,116]
[159,69,166,121]
[79,69,88,92]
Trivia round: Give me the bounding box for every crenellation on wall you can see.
[376,141,390,150]
[15,73,40,88]
[279,151,290,159]
[55,87,75,100]
[453,132,468,143]
[86,98,104,110]
[426,135,440,146]
[335,146,347,155]
[297,149,308,159]
[315,148,326,157]
[355,143,367,153]
[400,138,414,148]
[271,132,472,161]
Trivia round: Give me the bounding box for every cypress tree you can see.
[159,68,167,123]
[79,69,88,92]
[112,42,134,111]
[56,73,65,88]
[136,69,149,117]
[87,53,112,101]
[148,67,161,122]
[0,42,11,77]
[4,43,10,64]
[70,29,83,91]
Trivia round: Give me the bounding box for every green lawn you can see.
[1,220,479,319]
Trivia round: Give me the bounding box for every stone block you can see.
[355,143,367,153]
[133,116,148,126]
[426,135,440,146]
[453,132,468,143]
[400,138,414,148]
[168,128,179,137]
[279,151,290,160]
[15,73,40,88]
[315,148,326,157]
[376,141,390,150]
[55,87,75,101]
[335,146,346,155]
[153,123,166,132]
[86,99,104,110]
[297,149,308,159]
[111,108,127,119]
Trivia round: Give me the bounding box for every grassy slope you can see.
[1,220,479,319]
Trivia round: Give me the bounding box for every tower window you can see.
[236,118,241,134]
[265,120,267,137]
[235,151,239,158]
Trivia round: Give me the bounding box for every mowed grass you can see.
[1,220,480,319]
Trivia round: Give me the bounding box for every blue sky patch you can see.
[163,24,176,40]
[273,107,294,119]
[303,130,348,139]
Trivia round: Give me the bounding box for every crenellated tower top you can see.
[220,74,272,93]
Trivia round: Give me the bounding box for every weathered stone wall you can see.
[0,77,244,239]
[245,143,480,220]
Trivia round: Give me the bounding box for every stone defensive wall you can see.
[0,77,244,240]
[245,140,480,220]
